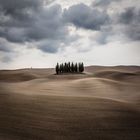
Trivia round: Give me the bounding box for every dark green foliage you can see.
[68,62,71,72]
[79,62,84,72]
[55,63,59,75]
[81,62,84,72]
[71,62,74,73]
[55,62,84,74]
[74,63,78,72]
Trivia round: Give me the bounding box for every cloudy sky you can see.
[0,0,140,69]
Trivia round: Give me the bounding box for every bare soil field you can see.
[0,66,140,140]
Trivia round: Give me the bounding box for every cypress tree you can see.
[55,62,84,74]
[78,62,81,72]
[61,63,64,73]
[55,63,59,74]
[65,63,67,73]
[59,64,62,73]
[68,62,70,72]
[78,62,84,73]
[71,62,74,73]
[81,62,84,72]
[67,63,69,72]
[75,63,78,72]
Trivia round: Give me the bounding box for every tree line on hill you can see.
[55,62,84,74]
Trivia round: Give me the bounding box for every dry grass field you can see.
[0,66,140,140]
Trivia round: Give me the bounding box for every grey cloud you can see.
[63,3,109,30]
[125,25,140,41]
[0,38,13,52]
[0,0,41,10]
[0,0,55,21]
[119,7,140,24]
[95,6,140,43]
[0,0,67,44]
[0,27,28,43]
[0,0,77,54]
[92,0,121,7]
[26,4,67,41]
[0,55,12,63]
[0,45,11,52]
[0,0,42,22]
[0,0,139,56]
[38,40,60,53]
[37,33,79,53]
[96,32,108,44]
[118,7,140,41]
[0,38,15,63]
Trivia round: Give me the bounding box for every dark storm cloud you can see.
[0,0,78,54]
[63,3,109,30]
[92,6,140,43]
[37,33,79,53]
[0,0,54,19]
[119,7,140,24]
[26,4,67,41]
[0,0,41,22]
[118,7,140,41]
[0,0,66,43]
[0,0,139,56]
[125,25,140,41]
[38,40,59,53]
[0,0,41,9]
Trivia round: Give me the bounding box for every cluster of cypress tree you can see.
[55,62,84,74]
